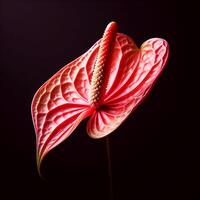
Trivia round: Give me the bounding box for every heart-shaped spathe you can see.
[31,22,169,170]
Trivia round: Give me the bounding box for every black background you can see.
[1,0,179,199]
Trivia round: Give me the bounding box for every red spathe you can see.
[31,22,169,170]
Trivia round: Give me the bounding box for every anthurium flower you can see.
[31,21,169,171]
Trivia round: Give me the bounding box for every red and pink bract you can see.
[31,22,169,171]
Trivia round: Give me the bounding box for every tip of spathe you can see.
[36,152,46,180]
[36,153,42,176]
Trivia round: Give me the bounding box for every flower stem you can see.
[106,136,113,200]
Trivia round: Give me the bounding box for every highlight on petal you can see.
[87,37,169,138]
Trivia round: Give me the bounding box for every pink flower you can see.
[31,21,169,172]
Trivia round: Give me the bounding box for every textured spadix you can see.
[31,21,169,171]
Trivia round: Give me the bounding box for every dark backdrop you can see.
[1,0,178,199]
